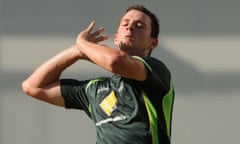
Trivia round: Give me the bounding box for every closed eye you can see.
[120,19,129,26]
[119,19,146,30]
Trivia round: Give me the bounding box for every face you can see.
[114,10,158,56]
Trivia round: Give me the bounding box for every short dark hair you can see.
[124,5,160,39]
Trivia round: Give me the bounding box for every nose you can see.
[126,23,134,31]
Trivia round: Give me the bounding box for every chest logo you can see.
[99,91,118,116]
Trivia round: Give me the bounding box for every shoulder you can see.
[133,56,170,74]
[85,77,108,89]
[133,56,172,92]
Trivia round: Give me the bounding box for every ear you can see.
[150,39,158,49]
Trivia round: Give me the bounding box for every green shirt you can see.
[60,56,174,144]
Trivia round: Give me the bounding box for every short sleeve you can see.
[133,56,171,95]
[60,79,90,111]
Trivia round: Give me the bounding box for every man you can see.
[22,4,174,144]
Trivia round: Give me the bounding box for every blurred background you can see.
[1,0,239,144]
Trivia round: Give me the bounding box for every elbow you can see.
[107,53,126,74]
[21,80,37,97]
[22,80,31,95]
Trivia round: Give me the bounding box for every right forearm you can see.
[23,45,82,88]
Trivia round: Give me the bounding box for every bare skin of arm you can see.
[22,21,150,106]
[22,22,110,106]
[76,21,148,81]
[22,45,85,107]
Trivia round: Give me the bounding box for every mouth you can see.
[125,35,135,40]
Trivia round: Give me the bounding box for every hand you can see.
[76,21,109,45]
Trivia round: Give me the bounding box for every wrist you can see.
[70,44,88,60]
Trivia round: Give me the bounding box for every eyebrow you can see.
[120,18,146,25]
[120,18,129,23]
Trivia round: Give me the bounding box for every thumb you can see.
[86,21,96,33]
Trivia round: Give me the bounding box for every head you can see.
[114,5,159,56]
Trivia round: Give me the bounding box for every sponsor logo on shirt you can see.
[99,90,117,116]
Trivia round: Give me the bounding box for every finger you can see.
[86,21,96,33]
[119,41,130,49]
[91,27,104,38]
[93,35,109,43]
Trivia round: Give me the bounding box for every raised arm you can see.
[76,21,149,81]
[21,45,84,107]
[22,22,109,106]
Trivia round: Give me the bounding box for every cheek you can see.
[114,31,124,42]
[135,30,148,38]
